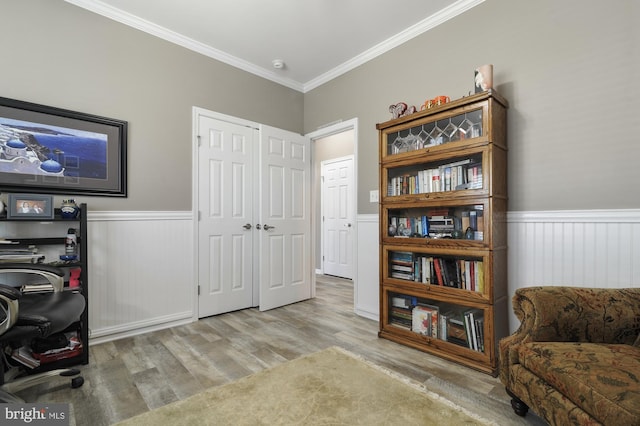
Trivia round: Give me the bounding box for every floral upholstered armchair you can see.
[499,286,640,425]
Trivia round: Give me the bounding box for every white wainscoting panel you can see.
[87,211,194,344]
[507,209,640,333]
[355,214,379,321]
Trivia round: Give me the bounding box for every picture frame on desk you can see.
[6,193,54,219]
[0,96,127,197]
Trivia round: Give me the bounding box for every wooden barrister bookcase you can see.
[377,90,508,376]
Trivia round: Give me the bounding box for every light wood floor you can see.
[16,275,546,425]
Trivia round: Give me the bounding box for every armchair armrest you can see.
[0,284,21,336]
[0,263,65,292]
[499,286,640,385]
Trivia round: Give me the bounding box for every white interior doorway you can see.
[307,119,358,280]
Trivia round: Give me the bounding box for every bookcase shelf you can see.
[0,203,89,371]
[377,90,508,376]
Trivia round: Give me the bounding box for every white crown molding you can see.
[65,0,483,93]
[507,209,640,223]
[63,0,305,91]
[303,0,485,92]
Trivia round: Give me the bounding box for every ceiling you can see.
[64,0,483,93]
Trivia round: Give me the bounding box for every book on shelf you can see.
[387,158,479,196]
[412,304,439,337]
[463,309,484,352]
[474,315,485,352]
[390,251,415,280]
[439,311,449,342]
[421,257,432,284]
[388,253,484,293]
[390,210,485,240]
[476,262,484,293]
[11,346,40,368]
[0,246,45,264]
[464,310,476,350]
[390,306,413,330]
[391,295,414,309]
[391,271,414,280]
[432,258,444,286]
[446,314,468,347]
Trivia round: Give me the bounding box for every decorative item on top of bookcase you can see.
[377,89,508,376]
[389,102,418,119]
[475,64,493,93]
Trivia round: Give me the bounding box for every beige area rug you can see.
[115,346,494,426]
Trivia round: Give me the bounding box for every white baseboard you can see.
[89,312,193,345]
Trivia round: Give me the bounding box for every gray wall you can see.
[3,0,639,215]
[305,0,640,213]
[1,0,303,211]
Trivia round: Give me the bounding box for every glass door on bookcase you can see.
[381,107,484,160]
[383,199,491,245]
[382,246,492,300]
[385,290,491,356]
[382,149,487,200]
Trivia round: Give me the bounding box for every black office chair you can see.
[0,263,85,403]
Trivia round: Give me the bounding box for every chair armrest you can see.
[0,263,65,292]
[0,284,21,336]
[499,286,640,385]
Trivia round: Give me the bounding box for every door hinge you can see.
[198,285,200,296]
[197,135,201,146]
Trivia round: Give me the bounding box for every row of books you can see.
[389,209,484,240]
[390,252,485,293]
[389,295,485,352]
[387,159,482,196]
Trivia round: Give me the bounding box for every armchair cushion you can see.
[517,342,640,424]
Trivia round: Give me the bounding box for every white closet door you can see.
[197,115,256,317]
[258,125,312,311]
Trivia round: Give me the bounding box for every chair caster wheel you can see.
[71,376,84,389]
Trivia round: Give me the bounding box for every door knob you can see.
[347,223,352,227]
[243,223,252,230]
[263,224,275,231]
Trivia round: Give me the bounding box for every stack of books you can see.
[0,245,44,263]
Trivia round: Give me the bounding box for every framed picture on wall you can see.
[0,96,127,197]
